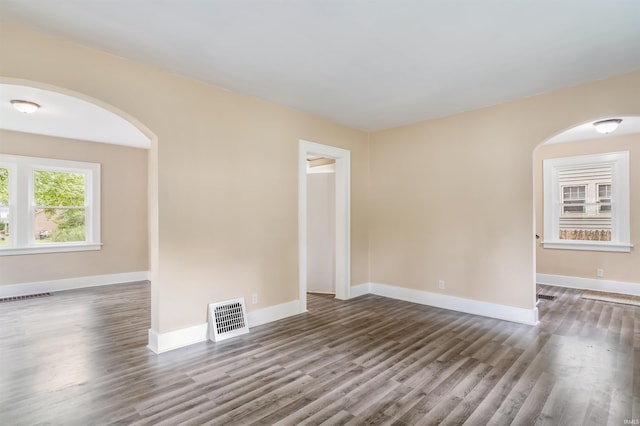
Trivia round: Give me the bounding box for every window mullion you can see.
[84,170,93,244]
[15,163,31,247]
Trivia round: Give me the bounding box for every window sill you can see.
[542,241,632,253]
[0,243,103,256]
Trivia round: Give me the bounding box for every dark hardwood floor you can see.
[0,282,638,425]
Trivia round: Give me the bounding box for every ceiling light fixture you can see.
[10,99,40,114]
[593,118,622,134]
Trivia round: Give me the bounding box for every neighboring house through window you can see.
[0,154,101,255]
[543,151,631,252]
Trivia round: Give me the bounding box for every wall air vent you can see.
[537,294,556,301]
[0,293,52,303]
[208,298,249,342]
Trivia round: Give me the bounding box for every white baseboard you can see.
[368,282,539,326]
[147,323,208,354]
[0,271,150,298]
[349,282,371,298]
[537,273,640,296]
[247,300,302,328]
[148,299,304,354]
[149,274,640,355]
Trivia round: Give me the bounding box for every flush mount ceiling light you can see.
[593,118,622,134]
[10,99,40,114]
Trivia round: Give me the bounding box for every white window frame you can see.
[597,183,612,214]
[543,151,631,252]
[561,184,586,215]
[0,154,101,256]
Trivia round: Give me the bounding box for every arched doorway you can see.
[0,78,157,298]
[533,115,640,309]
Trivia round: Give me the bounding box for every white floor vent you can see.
[208,298,250,342]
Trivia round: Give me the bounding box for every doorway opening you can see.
[307,155,336,296]
[298,140,350,312]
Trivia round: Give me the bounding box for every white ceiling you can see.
[0,0,639,133]
[0,84,150,148]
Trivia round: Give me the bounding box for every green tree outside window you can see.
[34,170,86,243]
[0,167,7,205]
[0,168,8,246]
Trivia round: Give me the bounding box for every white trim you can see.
[540,240,632,252]
[298,140,351,311]
[306,163,336,174]
[0,243,103,256]
[537,273,640,296]
[147,323,208,354]
[0,271,149,298]
[146,283,543,354]
[349,283,371,298]
[368,282,539,325]
[147,299,304,354]
[247,300,303,328]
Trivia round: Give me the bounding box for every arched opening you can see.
[0,78,158,309]
[0,78,154,147]
[533,115,640,315]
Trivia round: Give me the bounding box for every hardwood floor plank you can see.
[419,361,493,425]
[0,282,636,425]
[508,371,555,425]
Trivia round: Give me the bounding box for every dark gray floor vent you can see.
[0,293,52,303]
[537,294,556,301]
[208,298,249,342]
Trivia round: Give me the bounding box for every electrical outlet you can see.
[251,293,258,304]
[596,269,604,278]
[438,280,445,289]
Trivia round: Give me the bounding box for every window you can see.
[562,185,586,214]
[597,183,611,213]
[0,166,9,247]
[543,151,630,252]
[0,154,101,256]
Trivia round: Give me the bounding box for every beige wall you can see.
[535,134,640,284]
[369,72,640,309]
[0,130,148,285]
[2,21,639,335]
[0,22,370,333]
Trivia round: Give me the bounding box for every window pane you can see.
[34,208,85,243]
[560,184,610,240]
[0,168,9,246]
[563,203,585,214]
[562,185,585,201]
[598,184,611,198]
[0,167,7,205]
[562,185,586,214]
[598,184,612,213]
[34,170,85,207]
[544,152,627,250]
[0,205,8,247]
[559,203,611,242]
[559,228,611,241]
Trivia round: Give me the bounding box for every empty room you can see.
[1,1,639,425]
